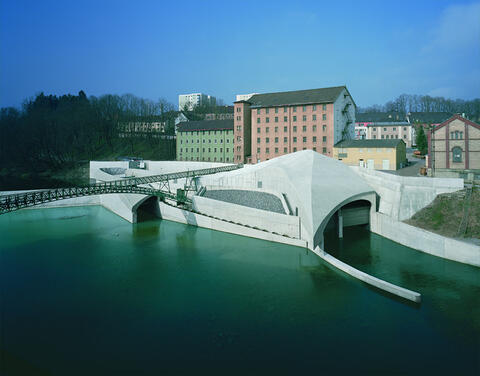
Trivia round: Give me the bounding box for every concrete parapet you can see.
[312,246,422,303]
[371,212,480,267]
[192,195,300,238]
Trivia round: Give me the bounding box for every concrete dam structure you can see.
[85,151,477,302]
[197,151,376,250]
[2,151,475,302]
[86,152,377,251]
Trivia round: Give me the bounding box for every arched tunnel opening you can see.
[135,196,161,222]
[323,200,372,257]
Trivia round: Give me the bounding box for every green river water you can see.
[0,206,479,375]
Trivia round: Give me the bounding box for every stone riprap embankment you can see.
[203,189,285,214]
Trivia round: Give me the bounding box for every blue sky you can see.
[1,0,479,109]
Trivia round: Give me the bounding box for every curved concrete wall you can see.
[314,192,376,250]
[371,212,480,267]
[312,246,421,303]
[352,166,464,220]
[100,193,150,223]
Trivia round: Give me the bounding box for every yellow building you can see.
[333,139,407,170]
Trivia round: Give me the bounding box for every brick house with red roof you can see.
[427,114,480,181]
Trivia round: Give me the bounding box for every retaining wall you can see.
[192,195,300,238]
[352,166,464,220]
[159,201,307,248]
[202,185,291,214]
[371,212,480,267]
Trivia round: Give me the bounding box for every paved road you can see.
[383,148,426,177]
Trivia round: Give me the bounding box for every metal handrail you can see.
[0,164,243,214]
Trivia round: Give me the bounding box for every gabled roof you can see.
[334,139,405,148]
[407,112,453,124]
[177,119,233,132]
[356,112,406,123]
[243,86,353,108]
[432,114,480,132]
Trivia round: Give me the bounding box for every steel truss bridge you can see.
[0,164,242,215]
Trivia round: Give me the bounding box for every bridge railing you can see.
[95,163,242,187]
[0,164,242,214]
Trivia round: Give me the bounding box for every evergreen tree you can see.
[416,125,428,155]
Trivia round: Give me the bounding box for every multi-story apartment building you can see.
[356,112,405,140]
[366,122,412,147]
[176,119,234,162]
[233,86,356,164]
[178,93,216,111]
[358,112,454,148]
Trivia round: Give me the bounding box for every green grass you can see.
[405,187,479,239]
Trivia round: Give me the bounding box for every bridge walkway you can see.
[0,164,242,214]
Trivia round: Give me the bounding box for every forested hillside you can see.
[358,93,480,121]
[0,91,177,189]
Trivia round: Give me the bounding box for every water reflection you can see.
[326,224,480,332]
[132,220,160,239]
[1,206,479,375]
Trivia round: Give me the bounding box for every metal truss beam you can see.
[0,164,242,214]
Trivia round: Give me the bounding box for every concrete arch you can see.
[197,150,376,249]
[132,196,161,222]
[313,192,376,250]
[101,193,156,223]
